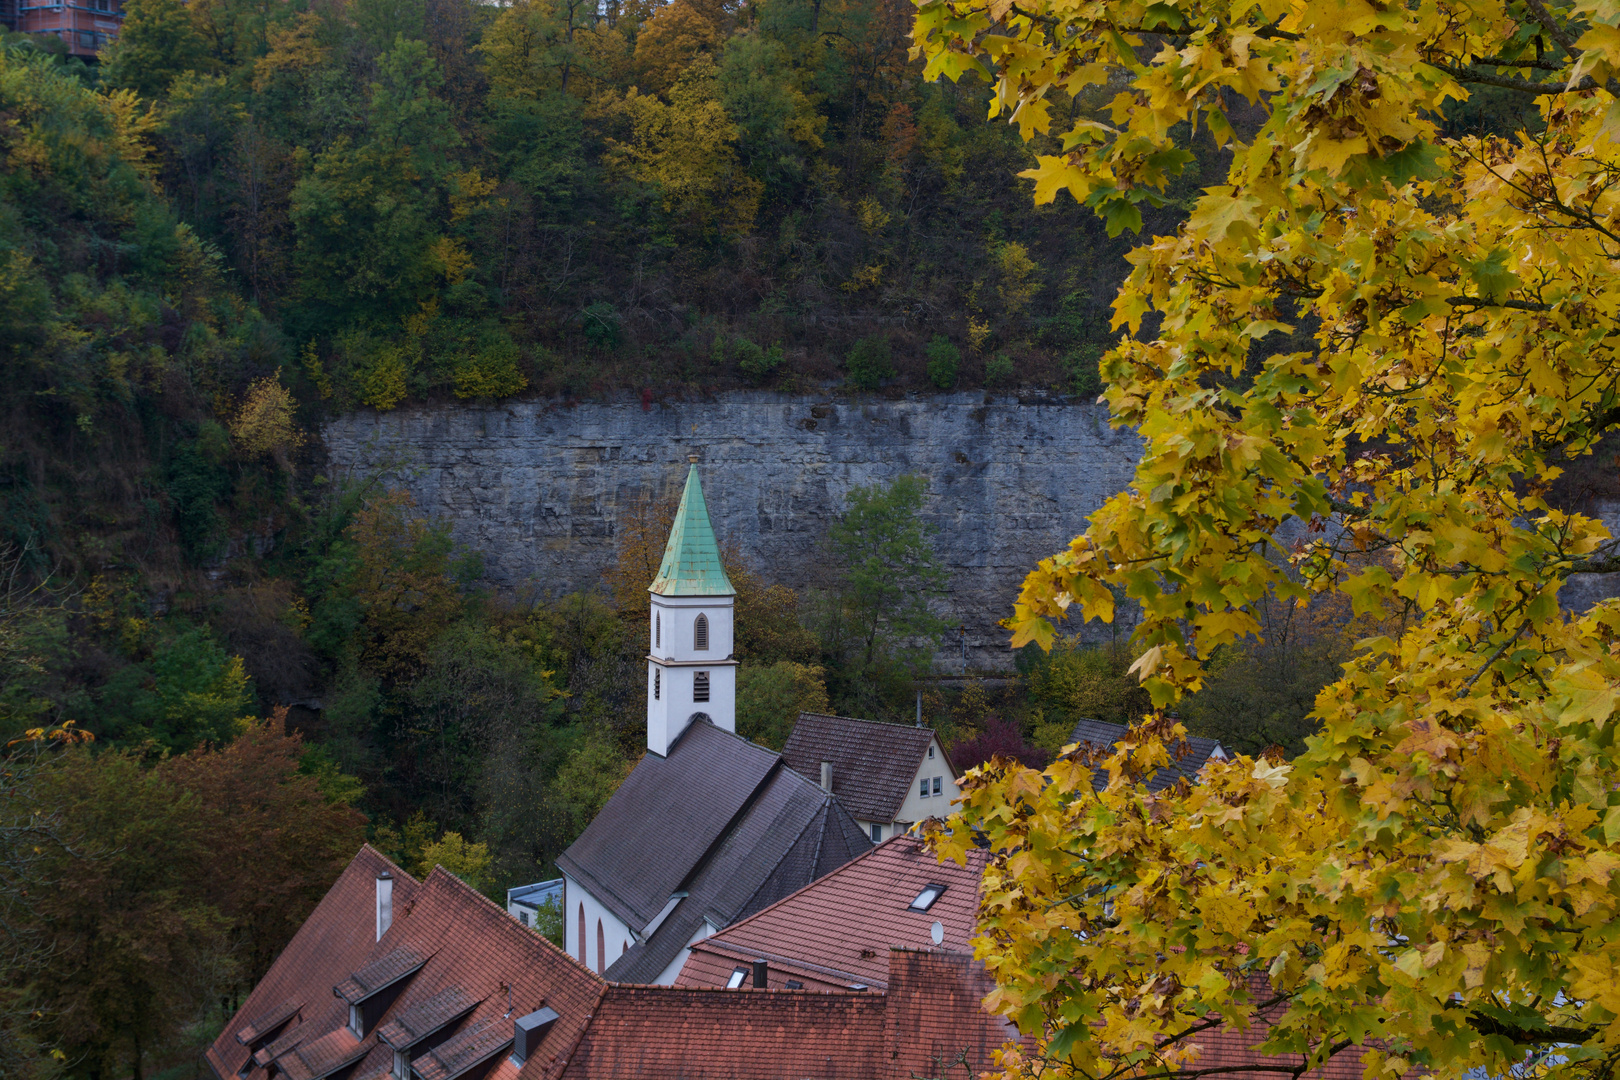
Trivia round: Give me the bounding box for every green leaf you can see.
[1104,200,1144,237]
[1468,247,1521,302]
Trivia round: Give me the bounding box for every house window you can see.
[694,613,709,651]
[785,980,803,990]
[348,1004,362,1038]
[928,745,935,759]
[655,612,661,648]
[908,883,946,912]
[919,778,929,798]
[726,967,748,988]
[870,823,882,842]
[520,910,530,927]
[392,1051,408,1080]
[694,671,710,703]
[932,776,942,796]
[654,669,660,700]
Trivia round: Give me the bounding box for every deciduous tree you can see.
[914,0,1620,1077]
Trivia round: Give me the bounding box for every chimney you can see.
[511,1007,559,1064]
[752,960,768,988]
[819,761,832,792]
[376,871,393,941]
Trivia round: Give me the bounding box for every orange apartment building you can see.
[2,0,124,59]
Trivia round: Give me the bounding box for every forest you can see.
[0,0,1558,1072]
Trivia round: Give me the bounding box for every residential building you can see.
[780,713,961,842]
[5,0,125,58]
[506,880,561,929]
[1068,717,1229,790]
[554,460,869,985]
[675,833,987,992]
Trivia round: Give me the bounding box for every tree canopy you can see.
[914,0,1620,1077]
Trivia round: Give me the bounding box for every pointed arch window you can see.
[694,614,709,651]
[577,904,586,965]
[654,669,661,700]
[596,920,605,975]
[655,612,661,648]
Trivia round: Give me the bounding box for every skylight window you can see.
[908,883,945,912]
[726,967,748,989]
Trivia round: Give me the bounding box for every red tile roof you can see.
[335,946,430,1004]
[206,845,419,1080]
[558,985,888,1080]
[235,999,301,1046]
[207,848,608,1080]
[413,1017,515,1080]
[675,835,986,991]
[781,713,951,822]
[375,985,482,1050]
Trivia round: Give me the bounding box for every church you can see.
[554,459,871,984]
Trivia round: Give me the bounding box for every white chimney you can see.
[820,761,833,792]
[376,871,393,941]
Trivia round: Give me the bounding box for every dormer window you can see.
[908,883,946,911]
[694,614,709,651]
[694,672,710,703]
[726,967,748,988]
[349,1004,363,1038]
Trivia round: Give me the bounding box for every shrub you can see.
[734,337,784,382]
[580,301,622,350]
[357,343,410,410]
[949,715,1050,770]
[924,335,960,389]
[985,353,1015,387]
[1064,344,1103,399]
[845,335,894,390]
[736,661,829,749]
[454,334,528,399]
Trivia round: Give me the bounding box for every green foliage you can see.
[1062,343,1102,399]
[845,335,894,391]
[413,831,493,890]
[551,724,634,838]
[924,335,960,389]
[531,894,564,947]
[734,337,784,382]
[297,744,367,806]
[985,353,1015,387]
[98,627,255,752]
[101,0,209,99]
[580,302,622,351]
[736,660,829,749]
[454,332,528,399]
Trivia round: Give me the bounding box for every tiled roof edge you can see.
[796,711,940,734]
[698,833,893,944]
[552,855,650,938]
[688,938,877,989]
[417,866,608,983]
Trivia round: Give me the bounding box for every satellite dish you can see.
[930,920,944,946]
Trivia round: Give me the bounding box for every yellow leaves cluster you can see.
[230,370,304,465]
[914,0,1620,1074]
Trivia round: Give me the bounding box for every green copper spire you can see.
[649,460,734,596]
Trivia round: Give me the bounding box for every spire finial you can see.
[688,453,699,463]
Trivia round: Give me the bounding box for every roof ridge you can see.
[418,867,607,983]
[796,711,936,734]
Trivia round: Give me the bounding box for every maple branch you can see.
[1430,61,1602,95]
[1461,620,1532,692]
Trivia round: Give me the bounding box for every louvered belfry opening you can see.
[694,613,709,651]
[694,672,710,702]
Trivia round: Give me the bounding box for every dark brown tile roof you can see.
[335,945,431,1004]
[558,985,888,1080]
[557,720,779,931]
[413,1017,515,1080]
[235,998,301,1046]
[781,713,948,822]
[253,1019,313,1069]
[603,757,870,985]
[375,985,482,1050]
[675,835,985,991]
[206,846,419,1080]
[1068,718,1227,792]
[275,1027,370,1080]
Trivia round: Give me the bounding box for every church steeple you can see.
[645,458,737,757]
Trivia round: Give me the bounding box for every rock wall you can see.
[321,393,1143,669]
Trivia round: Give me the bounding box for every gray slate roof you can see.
[558,719,871,986]
[780,713,949,822]
[1066,718,1227,792]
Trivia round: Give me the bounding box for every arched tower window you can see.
[694,613,709,651]
[596,920,605,975]
[654,669,660,700]
[655,612,661,648]
[577,903,586,965]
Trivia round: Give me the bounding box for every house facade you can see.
[781,713,962,842]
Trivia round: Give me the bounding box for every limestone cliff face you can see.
[321,393,1143,669]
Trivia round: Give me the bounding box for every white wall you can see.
[649,594,735,663]
[562,873,635,975]
[892,735,961,825]
[651,920,717,986]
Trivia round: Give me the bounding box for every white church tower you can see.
[646,457,736,756]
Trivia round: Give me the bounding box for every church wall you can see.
[563,873,636,976]
[321,393,1141,670]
